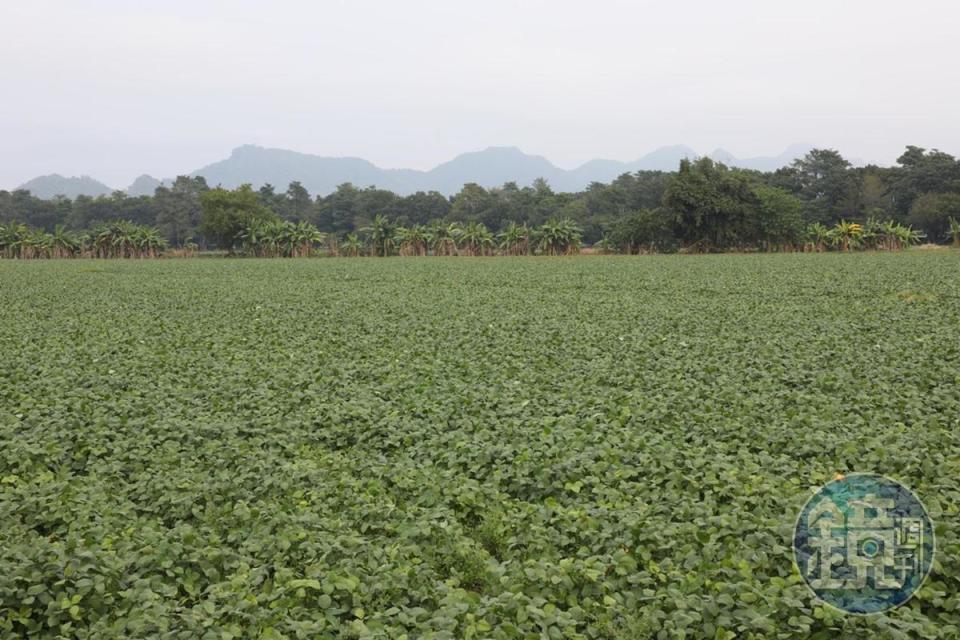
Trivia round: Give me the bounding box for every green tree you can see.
[773,149,856,223]
[450,183,493,224]
[257,183,283,212]
[752,185,804,250]
[889,147,960,217]
[314,183,359,234]
[609,209,676,254]
[199,184,276,250]
[851,168,896,220]
[397,191,451,226]
[907,193,960,243]
[155,176,208,246]
[662,158,758,250]
[354,187,402,229]
[284,181,313,221]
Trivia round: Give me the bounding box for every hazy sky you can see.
[2,0,959,189]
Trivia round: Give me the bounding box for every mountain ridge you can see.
[16,174,114,199]
[14,144,815,198]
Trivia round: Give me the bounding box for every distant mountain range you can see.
[14,144,814,199]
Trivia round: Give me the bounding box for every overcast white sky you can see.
[1,0,958,189]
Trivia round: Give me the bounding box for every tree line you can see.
[0,221,170,259]
[2,146,960,256]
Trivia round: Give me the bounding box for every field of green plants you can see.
[1,253,959,639]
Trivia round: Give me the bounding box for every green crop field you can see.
[1,253,959,639]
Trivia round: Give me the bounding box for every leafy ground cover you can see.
[0,253,958,639]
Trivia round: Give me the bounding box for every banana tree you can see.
[804,223,830,252]
[537,219,582,255]
[50,225,81,258]
[0,223,30,258]
[459,222,494,256]
[18,228,51,259]
[132,225,166,258]
[861,217,882,250]
[429,221,460,256]
[397,225,428,256]
[292,221,325,257]
[340,233,364,257]
[363,214,396,257]
[948,217,960,247]
[238,219,266,257]
[594,234,617,254]
[892,224,923,249]
[498,222,530,256]
[830,220,863,252]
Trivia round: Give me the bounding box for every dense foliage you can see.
[238,220,326,258]
[333,217,582,258]
[0,221,167,259]
[1,254,959,638]
[2,147,959,251]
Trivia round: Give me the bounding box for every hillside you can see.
[16,174,113,199]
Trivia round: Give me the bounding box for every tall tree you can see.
[155,176,208,246]
[450,183,493,223]
[751,185,804,250]
[396,191,451,226]
[772,149,857,224]
[662,158,758,250]
[314,183,360,234]
[199,184,275,250]
[257,183,283,212]
[889,146,960,217]
[609,209,676,253]
[907,193,960,242]
[284,181,313,221]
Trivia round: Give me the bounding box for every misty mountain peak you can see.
[126,174,162,196]
[16,174,113,199]
[230,144,266,157]
[15,144,815,199]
